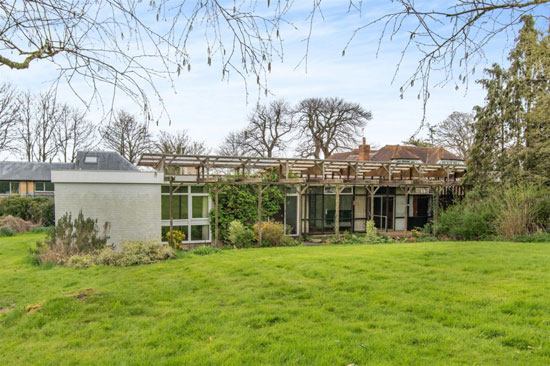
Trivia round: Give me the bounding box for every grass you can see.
[1,234,550,365]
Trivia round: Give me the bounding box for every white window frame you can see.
[161,185,211,243]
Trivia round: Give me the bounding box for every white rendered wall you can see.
[52,171,163,244]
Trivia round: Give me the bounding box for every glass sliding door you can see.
[285,195,298,235]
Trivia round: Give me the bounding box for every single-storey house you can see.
[1,142,466,245]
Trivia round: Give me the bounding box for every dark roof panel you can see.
[74,151,138,171]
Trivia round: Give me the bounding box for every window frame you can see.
[161,184,210,243]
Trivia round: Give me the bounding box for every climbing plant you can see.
[209,183,284,242]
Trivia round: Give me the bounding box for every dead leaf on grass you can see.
[71,288,102,300]
[25,303,42,313]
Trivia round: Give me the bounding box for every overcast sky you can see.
[2,1,521,156]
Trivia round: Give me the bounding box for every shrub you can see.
[253,221,285,247]
[67,241,175,268]
[188,245,221,255]
[29,198,55,226]
[164,229,186,245]
[512,232,550,243]
[494,185,546,238]
[434,184,549,240]
[30,226,53,234]
[93,241,175,267]
[0,196,54,225]
[328,222,392,245]
[67,254,95,269]
[0,215,34,233]
[0,226,14,237]
[33,211,110,265]
[435,199,496,240]
[228,220,255,248]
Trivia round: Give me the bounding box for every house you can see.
[0,151,138,198]
[0,161,73,197]
[20,141,464,246]
[132,140,465,246]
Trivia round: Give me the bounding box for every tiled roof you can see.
[328,145,462,164]
[370,145,461,163]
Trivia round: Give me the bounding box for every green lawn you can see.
[1,234,549,365]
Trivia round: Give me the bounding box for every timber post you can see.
[334,185,340,238]
[214,187,220,247]
[169,177,174,248]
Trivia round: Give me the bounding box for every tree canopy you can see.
[468,15,550,186]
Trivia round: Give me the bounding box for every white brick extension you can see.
[51,170,164,244]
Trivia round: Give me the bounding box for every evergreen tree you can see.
[468,16,550,187]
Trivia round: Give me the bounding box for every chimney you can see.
[358,137,370,161]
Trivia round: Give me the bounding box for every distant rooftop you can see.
[328,144,462,164]
[0,162,73,181]
[0,151,138,181]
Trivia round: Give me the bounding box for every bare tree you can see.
[155,130,209,155]
[100,111,153,164]
[218,130,249,157]
[0,0,296,121]
[35,92,63,162]
[15,91,36,162]
[430,112,475,160]
[0,83,18,153]
[15,91,62,162]
[343,1,550,124]
[294,97,372,159]
[3,1,547,127]
[55,107,98,163]
[242,100,293,157]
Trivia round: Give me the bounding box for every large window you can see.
[34,181,54,192]
[304,186,353,234]
[0,181,19,195]
[161,185,210,243]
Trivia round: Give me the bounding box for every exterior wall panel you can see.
[52,171,163,245]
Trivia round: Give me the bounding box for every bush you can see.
[253,221,285,247]
[228,220,255,248]
[33,211,110,265]
[0,226,14,237]
[67,241,175,268]
[434,184,550,240]
[94,241,175,267]
[0,215,34,233]
[435,196,496,240]
[188,245,221,255]
[512,232,550,243]
[328,222,393,245]
[30,226,53,234]
[0,196,54,225]
[164,229,186,245]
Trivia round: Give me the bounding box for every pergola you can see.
[138,153,466,245]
